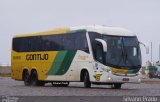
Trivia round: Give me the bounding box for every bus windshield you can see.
[103,35,141,69]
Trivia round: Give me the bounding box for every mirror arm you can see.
[95,39,107,52]
[139,41,149,54]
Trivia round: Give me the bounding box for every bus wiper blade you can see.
[124,53,128,64]
[117,46,125,66]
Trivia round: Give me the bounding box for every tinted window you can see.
[63,34,75,50]
[12,32,89,52]
[42,35,63,51]
[30,36,41,51]
[88,32,101,58]
[12,37,30,52]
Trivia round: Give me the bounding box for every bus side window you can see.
[95,43,104,64]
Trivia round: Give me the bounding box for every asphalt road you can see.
[0,77,160,97]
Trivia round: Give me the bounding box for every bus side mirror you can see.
[139,41,149,54]
[95,39,107,52]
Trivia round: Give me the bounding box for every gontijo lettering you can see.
[26,54,48,60]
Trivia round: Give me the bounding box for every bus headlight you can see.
[106,68,112,73]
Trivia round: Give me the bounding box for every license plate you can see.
[123,78,129,81]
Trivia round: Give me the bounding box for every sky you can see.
[0,0,160,65]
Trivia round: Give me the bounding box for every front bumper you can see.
[98,72,141,84]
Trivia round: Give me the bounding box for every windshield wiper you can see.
[117,43,126,66]
[122,38,128,64]
[121,47,125,63]
[124,52,128,64]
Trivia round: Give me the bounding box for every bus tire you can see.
[23,70,30,86]
[112,83,122,89]
[30,70,38,86]
[84,71,91,88]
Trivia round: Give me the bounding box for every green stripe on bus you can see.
[47,51,67,75]
[47,51,77,75]
[67,29,86,34]
[56,51,77,75]
[128,69,139,73]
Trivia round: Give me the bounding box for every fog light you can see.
[108,71,112,73]
[108,77,112,80]
[138,78,141,82]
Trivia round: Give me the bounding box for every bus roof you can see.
[14,25,136,38]
[14,27,70,38]
[71,25,136,36]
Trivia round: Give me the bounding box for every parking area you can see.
[0,77,160,96]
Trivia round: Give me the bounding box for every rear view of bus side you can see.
[11,25,146,89]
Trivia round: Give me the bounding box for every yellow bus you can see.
[11,25,148,88]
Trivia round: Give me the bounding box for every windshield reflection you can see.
[103,36,141,70]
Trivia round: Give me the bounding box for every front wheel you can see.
[84,71,91,88]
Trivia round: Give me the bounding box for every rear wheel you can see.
[30,71,45,86]
[84,71,91,88]
[23,71,30,86]
[30,71,38,86]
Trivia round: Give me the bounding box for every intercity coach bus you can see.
[11,25,148,88]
